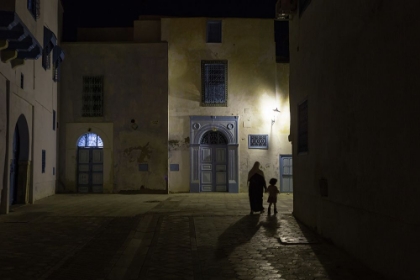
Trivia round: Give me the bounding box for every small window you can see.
[42,150,46,173]
[53,110,56,131]
[201,60,228,107]
[82,76,104,117]
[298,100,308,153]
[27,0,40,20]
[248,134,269,149]
[207,20,222,43]
[20,73,24,89]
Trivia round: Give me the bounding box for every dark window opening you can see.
[53,110,56,131]
[298,100,308,153]
[201,60,228,107]
[207,20,222,43]
[275,21,290,63]
[20,73,24,89]
[42,150,46,173]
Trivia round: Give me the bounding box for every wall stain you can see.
[168,138,190,151]
[123,142,152,163]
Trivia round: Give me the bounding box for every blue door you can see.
[199,131,228,192]
[280,155,293,193]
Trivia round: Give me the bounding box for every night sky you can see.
[61,0,278,41]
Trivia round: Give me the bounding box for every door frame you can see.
[279,154,293,193]
[189,116,239,193]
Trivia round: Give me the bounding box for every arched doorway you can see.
[189,116,239,193]
[77,132,104,193]
[199,130,228,192]
[10,114,30,205]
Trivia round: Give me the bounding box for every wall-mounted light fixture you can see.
[272,108,281,125]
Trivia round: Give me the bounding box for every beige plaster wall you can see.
[162,18,292,193]
[289,1,420,279]
[59,43,168,193]
[0,0,61,212]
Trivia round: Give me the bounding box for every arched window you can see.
[77,133,103,148]
[200,131,227,145]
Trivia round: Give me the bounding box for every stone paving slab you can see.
[0,194,387,280]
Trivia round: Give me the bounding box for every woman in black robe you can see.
[247,161,267,214]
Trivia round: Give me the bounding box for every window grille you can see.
[298,100,308,153]
[42,50,51,69]
[53,64,60,82]
[200,131,228,145]
[201,61,228,107]
[248,134,269,149]
[82,76,104,117]
[77,133,104,148]
[207,20,222,43]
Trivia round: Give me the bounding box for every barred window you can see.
[207,20,222,43]
[82,76,104,117]
[298,100,308,153]
[201,61,228,107]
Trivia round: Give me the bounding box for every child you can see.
[266,178,280,214]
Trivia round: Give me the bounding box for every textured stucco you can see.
[162,18,292,193]
[289,1,420,279]
[59,43,168,193]
[0,0,62,212]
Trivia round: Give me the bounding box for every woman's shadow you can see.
[214,214,262,259]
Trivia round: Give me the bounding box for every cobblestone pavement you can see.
[0,193,387,280]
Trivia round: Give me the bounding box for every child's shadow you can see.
[260,214,280,238]
[214,215,261,258]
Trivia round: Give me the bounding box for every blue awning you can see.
[0,11,42,65]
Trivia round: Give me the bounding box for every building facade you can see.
[59,16,292,194]
[0,0,64,213]
[287,0,420,279]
